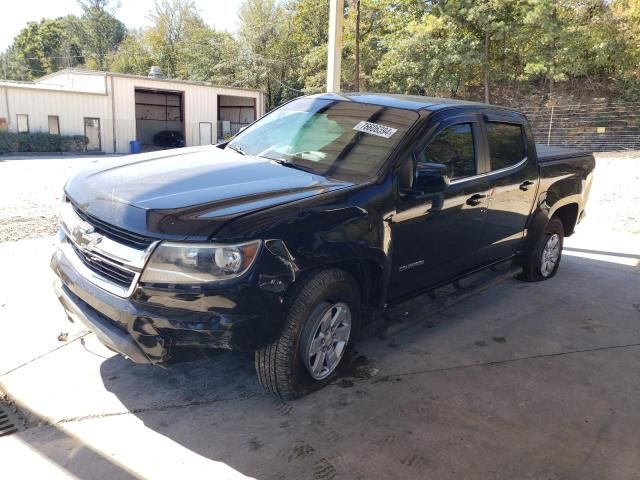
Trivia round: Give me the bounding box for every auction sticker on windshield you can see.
[353,121,398,139]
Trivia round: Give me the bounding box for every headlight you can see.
[140,240,262,284]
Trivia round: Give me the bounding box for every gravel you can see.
[0,152,638,243]
[0,157,97,242]
[580,154,640,234]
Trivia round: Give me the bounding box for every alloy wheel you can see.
[540,233,561,277]
[302,302,352,380]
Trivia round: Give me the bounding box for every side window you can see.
[486,122,526,170]
[417,123,476,179]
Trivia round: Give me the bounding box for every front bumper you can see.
[51,244,285,364]
[53,277,153,364]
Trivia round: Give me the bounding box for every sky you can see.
[0,0,244,51]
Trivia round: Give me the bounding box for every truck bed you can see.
[536,144,593,163]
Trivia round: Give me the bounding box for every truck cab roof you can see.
[309,92,519,114]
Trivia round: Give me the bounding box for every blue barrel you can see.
[129,140,141,154]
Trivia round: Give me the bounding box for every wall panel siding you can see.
[35,71,107,93]
[1,87,112,151]
[112,77,262,152]
[2,71,263,153]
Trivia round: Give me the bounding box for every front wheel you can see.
[254,269,359,400]
[520,216,565,282]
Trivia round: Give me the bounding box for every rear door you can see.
[479,111,539,263]
[388,111,492,300]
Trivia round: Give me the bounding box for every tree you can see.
[110,0,243,86]
[2,17,84,80]
[373,13,480,96]
[77,0,126,70]
[238,0,299,108]
[442,0,526,103]
[178,28,244,85]
[290,0,329,93]
[3,0,640,104]
[109,30,155,75]
[611,0,640,98]
[342,0,391,92]
[146,0,203,78]
[519,0,573,95]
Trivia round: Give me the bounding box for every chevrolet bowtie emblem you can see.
[80,227,103,250]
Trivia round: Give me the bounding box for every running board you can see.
[378,263,523,339]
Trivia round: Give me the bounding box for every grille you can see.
[73,204,154,249]
[71,243,136,288]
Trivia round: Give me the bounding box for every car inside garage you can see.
[135,88,184,151]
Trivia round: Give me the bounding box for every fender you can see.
[519,168,591,261]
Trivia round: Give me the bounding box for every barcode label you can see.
[353,121,397,139]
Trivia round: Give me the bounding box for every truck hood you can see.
[65,146,352,240]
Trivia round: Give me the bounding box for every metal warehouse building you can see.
[0,68,265,153]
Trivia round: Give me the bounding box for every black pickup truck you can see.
[52,93,594,399]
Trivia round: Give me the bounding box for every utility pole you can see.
[484,30,490,104]
[327,0,344,93]
[354,0,361,92]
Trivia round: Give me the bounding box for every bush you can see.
[0,132,89,154]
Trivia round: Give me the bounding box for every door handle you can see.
[520,180,535,191]
[466,193,486,206]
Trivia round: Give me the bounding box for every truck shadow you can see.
[98,252,640,479]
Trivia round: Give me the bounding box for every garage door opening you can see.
[217,95,256,141]
[135,88,184,152]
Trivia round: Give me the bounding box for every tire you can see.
[520,216,565,282]
[254,269,360,400]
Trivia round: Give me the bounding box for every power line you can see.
[21,55,87,60]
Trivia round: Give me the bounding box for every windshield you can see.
[227,97,418,180]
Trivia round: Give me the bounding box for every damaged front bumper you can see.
[50,242,291,364]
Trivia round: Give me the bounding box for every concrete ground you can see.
[0,154,639,479]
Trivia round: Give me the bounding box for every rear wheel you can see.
[520,216,565,282]
[254,269,359,399]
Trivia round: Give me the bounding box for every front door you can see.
[199,122,212,145]
[84,118,101,151]
[388,115,491,301]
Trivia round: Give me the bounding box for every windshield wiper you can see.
[227,144,246,155]
[270,158,318,174]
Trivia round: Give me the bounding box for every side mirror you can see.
[413,162,450,194]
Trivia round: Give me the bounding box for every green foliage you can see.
[77,0,127,70]
[2,0,640,104]
[368,0,640,101]
[145,0,205,78]
[373,14,481,96]
[108,31,155,76]
[109,0,246,87]
[1,2,123,79]
[237,0,301,108]
[0,132,88,154]
[1,17,84,80]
